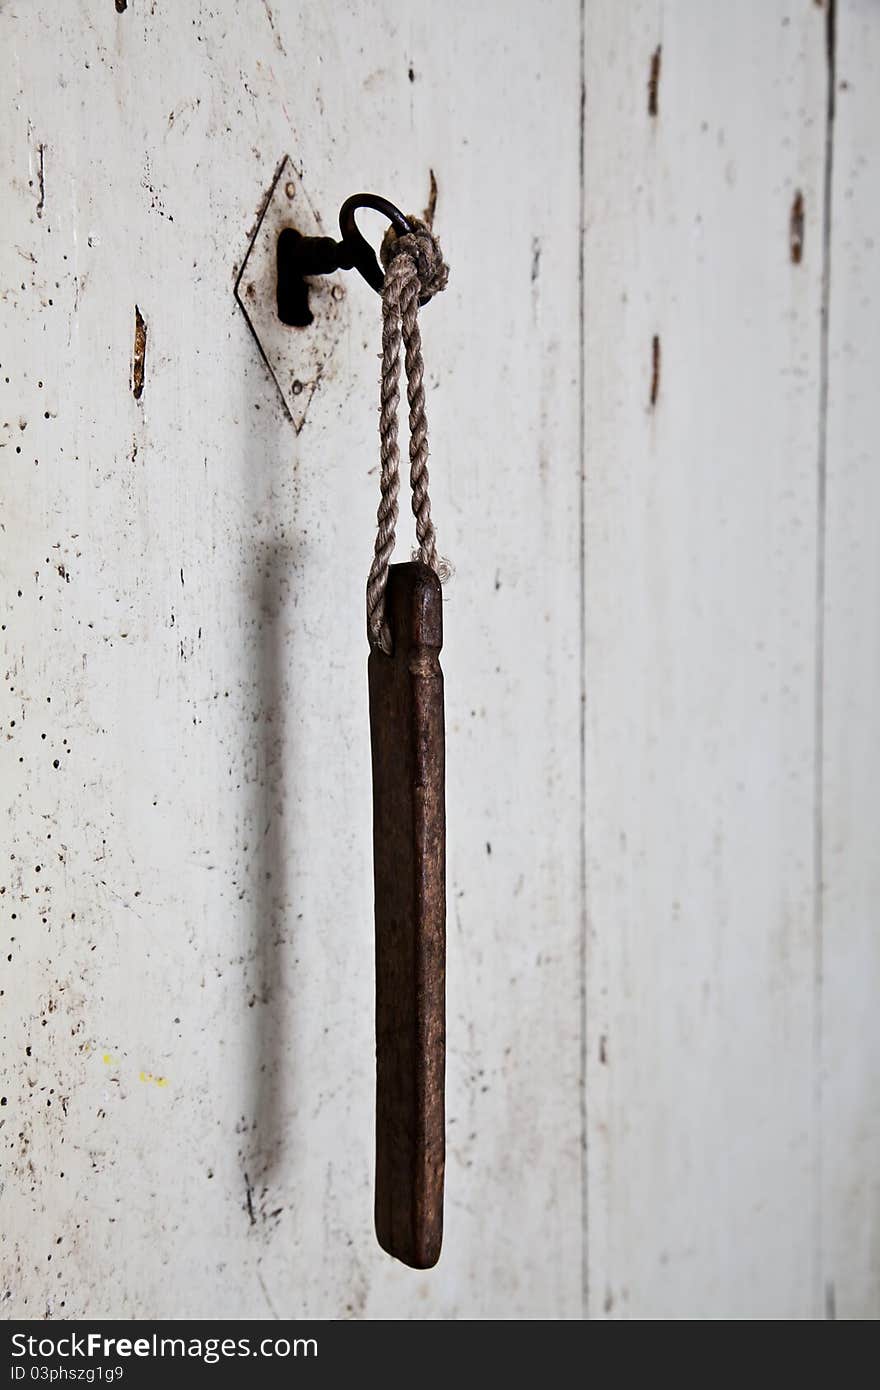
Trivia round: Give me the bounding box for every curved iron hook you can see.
[339,194,430,303]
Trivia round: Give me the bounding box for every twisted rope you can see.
[367,217,449,653]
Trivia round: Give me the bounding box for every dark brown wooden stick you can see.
[369,562,445,1269]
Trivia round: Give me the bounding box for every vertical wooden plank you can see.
[821,0,880,1322]
[582,0,827,1317]
[0,0,583,1318]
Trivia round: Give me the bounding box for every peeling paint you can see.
[423,168,438,228]
[648,45,662,118]
[649,333,660,408]
[261,1,285,56]
[36,143,45,219]
[790,189,805,263]
[131,306,147,400]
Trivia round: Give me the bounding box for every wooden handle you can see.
[368,562,446,1268]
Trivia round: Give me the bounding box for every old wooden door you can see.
[2,0,878,1320]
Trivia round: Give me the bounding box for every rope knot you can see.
[380,217,449,302]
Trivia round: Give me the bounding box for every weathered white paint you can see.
[1,0,582,1319]
[1,0,878,1322]
[582,0,859,1321]
[821,0,880,1322]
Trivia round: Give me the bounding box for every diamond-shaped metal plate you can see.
[235,156,346,432]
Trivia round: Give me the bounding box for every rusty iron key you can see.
[368,561,446,1268]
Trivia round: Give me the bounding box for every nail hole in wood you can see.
[648,45,662,117]
[650,334,660,408]
[790,190,804,264]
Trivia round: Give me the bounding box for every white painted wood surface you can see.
[582,0,878,1321]
[582,0,826,1320]
[821,0,880,1322]
[1,0,582,1320]
[1,0,877,1321]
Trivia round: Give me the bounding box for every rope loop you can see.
[366,218,449,653]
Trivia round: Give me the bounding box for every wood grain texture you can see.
[4,0,876,1322]
[582,0,829,1319]
[0,0,583,1319]
[370,563,445,1269]
[820,0,880,1322]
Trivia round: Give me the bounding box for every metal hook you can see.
[338,194,415,296]
[274,191,430,323]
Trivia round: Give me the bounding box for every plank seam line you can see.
[577,0,589,1324]
[814,0,837,1323]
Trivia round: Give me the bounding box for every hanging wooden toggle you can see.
[297,193,450,1267]
[364,201,449,1269]
[369,562,445,1269]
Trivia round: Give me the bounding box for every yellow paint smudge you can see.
[139,1070,169,1088]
